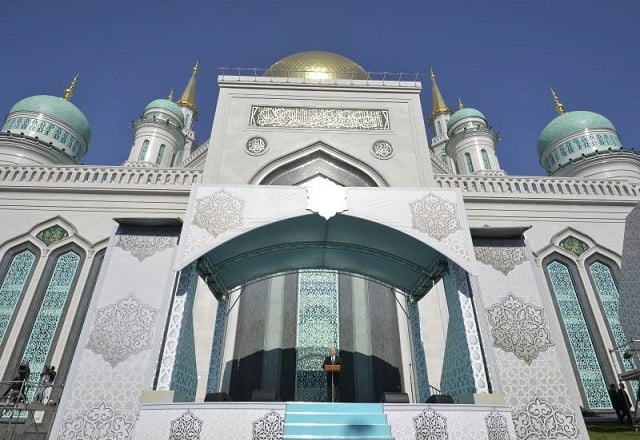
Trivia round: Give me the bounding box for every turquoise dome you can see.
[537,111,616,154]
[145,99,184,125]
[9,95,91,144]
[447,108,486,129]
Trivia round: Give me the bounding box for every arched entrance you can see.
[171,184,477,402]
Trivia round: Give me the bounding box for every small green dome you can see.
[447,108,486,129]
[9,95,91,144]
[145,99,184,125]
[537,111,616,154]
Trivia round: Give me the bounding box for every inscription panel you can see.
[250,106,390,130]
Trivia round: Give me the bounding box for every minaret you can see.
[446,101,501,175]
[177,60,199,156]
[428,68,452,168]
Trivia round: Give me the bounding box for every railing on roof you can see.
[435,174,640,198]
[216,67,425,87]
[179,141,209,168]
[0,165,203,186]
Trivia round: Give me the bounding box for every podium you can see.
[323,364,341,402]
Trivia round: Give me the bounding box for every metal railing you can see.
[0,380,62,439]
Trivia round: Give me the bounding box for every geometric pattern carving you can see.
[36,224,69,246]
[0,249,36,348]
[371,140,394,159]
[60,401,135,440]
[192,189,245,238]
[169,410,203,440]
[485,294,553,364]
[86,294,159,367]
[295,270,339,401]
[559,236,589,257]
[474,246,528,275]
[252,410,284,440]
[413,406,449,440]
[410,193,462,241]
[485,410,510,440]
[115,234,177,261]
[512,397,578,439]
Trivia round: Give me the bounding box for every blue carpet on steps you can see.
[284,402,394,439]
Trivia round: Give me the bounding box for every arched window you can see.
[138,140,149,161]
[0,246,38,348]
[545,258,612,409]
[16,248,83,399]
[156,144,166,165]
[587,258,637,378]
[481,149,491,170]
[464,153,474,173]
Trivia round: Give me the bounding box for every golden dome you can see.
[264,51,369,80]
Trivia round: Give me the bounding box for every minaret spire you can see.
[177,60,199,115]
[429,67,451,121]
[550,88,565,115]
[63,74,79,101]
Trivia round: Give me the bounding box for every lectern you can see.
[323,364,341,402]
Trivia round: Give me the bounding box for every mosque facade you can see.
[0,51,638,439]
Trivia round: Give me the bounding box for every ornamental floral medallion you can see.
[169,410,203,440]
[252,410,284,440]
[413,407,449,440]
[485,294,553,364]
[558,236,589,257]
[86,294,159,367]
[485,410,510,440]
[192,189,245,238]
[410,193,462,241]
[474,246,528,275]
[513,397,578,439]
[60,401,134,440]
[115,234,177,261]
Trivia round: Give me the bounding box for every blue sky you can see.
[0,0,638,176]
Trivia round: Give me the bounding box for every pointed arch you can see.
[249,142,389,187]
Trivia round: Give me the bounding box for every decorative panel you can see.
[546,260,611,409]
[408,299,430,403]
[36,225,69,246]
[21,250,80,400]
[250,106,390,130]
[207,296,228,393]
[0,250,36,347]
[295,270,339,401]
[559,236,589,257]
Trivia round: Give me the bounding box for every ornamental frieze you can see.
[250,105,390,130]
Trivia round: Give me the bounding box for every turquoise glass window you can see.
[138,140,149,161]
[465,153,474,172]
[156,144,166,165]
[0,249,36,347]
[546,260,611,409]
[20,250,80,399]
[481,149,491,170]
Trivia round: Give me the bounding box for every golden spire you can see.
[429,67,451,121]
[457,97,464,110]
[550,87,565,115]
[63,74,79,101]
[177,59,199,114]
[168,89,174,101]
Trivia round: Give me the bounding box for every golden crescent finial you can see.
[457,97,464,110]
[168,89,174,101]
[550,87,565,115]
[63,73,79,101]
[193,59,199,74]
[430,66,436,80]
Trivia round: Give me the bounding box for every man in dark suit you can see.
[322,347,342,402]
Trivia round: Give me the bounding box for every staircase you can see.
[284,402,394,439]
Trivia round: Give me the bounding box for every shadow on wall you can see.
[223,349,401,402]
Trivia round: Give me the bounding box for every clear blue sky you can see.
[0,0,638,176]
